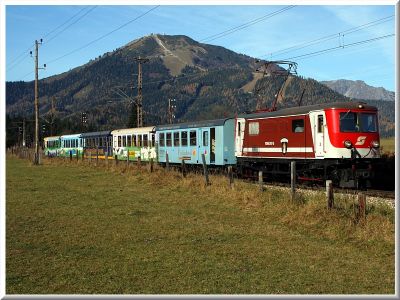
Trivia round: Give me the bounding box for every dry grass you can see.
[36,156,396,249]
[380,137,395,154]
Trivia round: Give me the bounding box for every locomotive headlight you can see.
[371,140,380,149]
[344,140,353,149]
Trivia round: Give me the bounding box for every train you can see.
[44,101,381,188]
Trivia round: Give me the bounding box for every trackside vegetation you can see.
[380,137,395,154]
[6,156,394,294]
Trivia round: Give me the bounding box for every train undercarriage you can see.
[236,157,392,190]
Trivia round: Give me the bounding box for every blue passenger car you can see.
[155,118,236,166]
[81,131,113,157]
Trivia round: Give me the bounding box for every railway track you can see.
[247,179,395,200]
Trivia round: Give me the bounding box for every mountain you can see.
[321,79,395,102]
[6,34,395,146]
[7,34,257,125]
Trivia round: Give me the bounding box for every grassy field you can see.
[380,137,395,154]
[6,156,395,294]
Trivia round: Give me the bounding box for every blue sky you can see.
[5,5,396,91]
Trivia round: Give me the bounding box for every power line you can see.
[283,33,394,61]
[43,6,90,40]
[7,6,97,72]
[263,14,394,59]
[45,5,160,65]
[7,45,34,71]
[15,32,393,83]
[19,41,211,83]
[200,5,296,43]
[44,6,98,44]
[343,15,394,35]
[17,70,34,81]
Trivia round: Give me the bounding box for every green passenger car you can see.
[111,127,156,161]
[44,136,61,157]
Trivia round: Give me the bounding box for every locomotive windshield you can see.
[339,111,377,133]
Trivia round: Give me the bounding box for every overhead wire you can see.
[263,14,394,59]
[12,7,393,86]
[17,70,34,81]
[44,6,98,44]
[6,45,34,72]
[200,5,296,43]
[7,6,97,73]
[43,6,90,40]
[11,6,156,81]
[45,5,160,65]
[282,33,394,61]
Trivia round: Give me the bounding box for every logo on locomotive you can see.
[355,136,367,146]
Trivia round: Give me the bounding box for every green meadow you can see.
[6,156,394,294]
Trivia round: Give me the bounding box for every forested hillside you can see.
[6,34,395,147]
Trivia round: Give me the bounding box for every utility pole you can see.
[167,98,176,124]
[30,39,45,165]
[50,97,56,136]
[134,56,149,128]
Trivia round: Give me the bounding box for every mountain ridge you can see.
[6,34,395,138]
[321,79,394,101]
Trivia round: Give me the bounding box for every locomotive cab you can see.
[320,103,380,188]
[323,104,380,159]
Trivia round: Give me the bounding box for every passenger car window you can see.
[181,131,188,146]
[174,132,180,147]
[159,133,165,147]
[190,131,197,146]
[203,131,208,146]
[166,133,172,147]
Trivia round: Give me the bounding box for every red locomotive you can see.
[235,102,380,188]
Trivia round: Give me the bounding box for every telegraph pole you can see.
[31,39,45,165]
[34,40,39,164]
[50,97,56,136]
[134,56,149,127]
